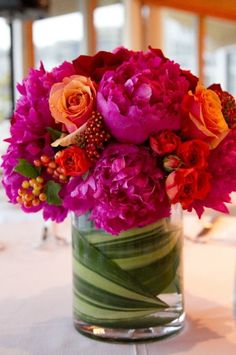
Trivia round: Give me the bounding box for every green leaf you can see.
[14,159,39,178]
[45,180,62,205]
[47,127,63,141]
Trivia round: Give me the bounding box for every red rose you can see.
[166,168,211,209]
[166,168,198,209]
[72,48,131,83]
[178,140,209,169]
[150,130,180,155]
[55,146,90,177]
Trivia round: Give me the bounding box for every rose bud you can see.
[163,155,182,172]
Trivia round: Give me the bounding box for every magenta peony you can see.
[1,62,75,221]
[97,48,190,144]
[64,143,170,234]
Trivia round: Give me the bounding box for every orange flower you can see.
[49,75,96,133]
[182,83,229,149]
[55,146,90,177]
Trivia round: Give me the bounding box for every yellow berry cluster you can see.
[33,155,68,183]
[17,176,46,208]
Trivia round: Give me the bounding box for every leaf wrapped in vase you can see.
[1,46,236,341]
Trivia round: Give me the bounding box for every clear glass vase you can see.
[72,205,184,342]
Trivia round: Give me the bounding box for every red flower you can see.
[178,139,209,169]
[181,70,198,91]
[166,168,211,209]
[72,48,131,83]
[55,146,90,177]
[195,170,212,199]
[150,130,180,155]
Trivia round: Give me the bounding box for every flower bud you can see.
[163,155,182,172]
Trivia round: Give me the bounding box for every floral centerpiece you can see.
[2,47,236,341]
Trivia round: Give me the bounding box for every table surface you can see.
[0,212,236,355]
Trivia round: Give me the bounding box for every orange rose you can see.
[49,75,96,133]
[182,83,229,149]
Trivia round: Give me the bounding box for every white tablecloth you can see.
[0,214,236,355]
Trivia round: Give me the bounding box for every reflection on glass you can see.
[163,9,198,75]
[33,13,83,70]
[94,3,124,51]
[0,18,11,122]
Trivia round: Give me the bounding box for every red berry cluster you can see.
[217,90,236,128]
[17,176,46,208]
[77,111,111,162]
[33,155,68,183]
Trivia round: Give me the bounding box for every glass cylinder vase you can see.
[72,206,184,342]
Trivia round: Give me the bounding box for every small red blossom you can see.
[150,130,180,155]
[178,139,209,169]
[55,146,90,177]
[166,168,211,209]
[163,155,182,172]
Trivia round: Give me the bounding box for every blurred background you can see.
[1,0,236,245]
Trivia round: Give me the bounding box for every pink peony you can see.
[65,143,170,234]
[97,48,190,144]
[1,61,75,222]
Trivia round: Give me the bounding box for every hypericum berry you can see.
[40,155,51,165]
[36,176,44,184]
[33,153,69,183]
[22,180,30,189]
[24,193,33,202]
[48,161,57,169]
[17,176,47,208]
[39,193,47,202]
[77,111,111,162]
[32,199,40,207]
[29,179,36,187]
[33,159,42,167]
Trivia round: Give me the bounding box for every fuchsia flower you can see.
[97,48,190,144]
[64,144,170,234]
[1,61,76,222]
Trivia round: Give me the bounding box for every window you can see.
[33,13,83,71]
[204,17,236,93]
[0,18,11,121]
[162,9,198,75]
[94,3,124,51]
